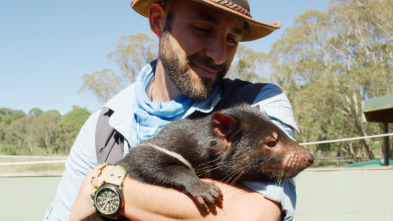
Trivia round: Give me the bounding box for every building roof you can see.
[362,94,393,123]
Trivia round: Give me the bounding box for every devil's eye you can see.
[266,142,276,148]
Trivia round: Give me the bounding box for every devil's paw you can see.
[186,181,223,213]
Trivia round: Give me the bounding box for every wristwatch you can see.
[94,165,127,220]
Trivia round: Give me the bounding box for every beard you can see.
[158,32,229,101]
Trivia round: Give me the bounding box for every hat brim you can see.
[131,0,281,42]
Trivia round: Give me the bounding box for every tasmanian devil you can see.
[117,104,314,213]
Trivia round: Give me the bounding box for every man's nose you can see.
[205,38,226,65]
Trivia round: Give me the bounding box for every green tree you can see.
[0,122,5,143]
[28,108,43,118]
[56,106,90,154]
[80,69,124,104]
[4,116,33,154]
[0,108,27,144]
[31,110,62,154]
[269,0,393,160]
[80,34,157,103]
[0,108,26,125]
[230,45,275,83]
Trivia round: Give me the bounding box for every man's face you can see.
[158,1,245,101]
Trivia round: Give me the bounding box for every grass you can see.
[0,144,67,175]
[0,144,69,156]
[0,155,66,175]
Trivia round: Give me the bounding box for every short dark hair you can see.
[162,0,176,32]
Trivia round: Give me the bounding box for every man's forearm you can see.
[121,177,281,220]
[71,165,282,221]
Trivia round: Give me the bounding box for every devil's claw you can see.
[188,181,223,213]
[209,184,223,206]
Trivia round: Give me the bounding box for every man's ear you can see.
[211,113,238,139]
[148,2,166,38]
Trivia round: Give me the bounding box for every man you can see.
[45,0,298,220]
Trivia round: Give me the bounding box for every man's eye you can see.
[195,26,211,33]
[227,37,238,46]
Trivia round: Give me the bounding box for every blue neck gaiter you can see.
[130,60,194,147]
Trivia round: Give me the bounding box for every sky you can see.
[0,0,330,115]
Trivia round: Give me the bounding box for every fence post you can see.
[383,120,389,166]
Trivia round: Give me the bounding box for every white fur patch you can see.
[144,142,195,174]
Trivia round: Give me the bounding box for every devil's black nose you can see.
[307,153,314,166]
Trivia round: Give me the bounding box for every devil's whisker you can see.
[230,171,244,185]
[195,165,225,176]
[195,164,222,172]
[194,158,221,168]
[221,170,238,183]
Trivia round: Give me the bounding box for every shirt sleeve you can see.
[243,83,298,221]
[43,110,100,221]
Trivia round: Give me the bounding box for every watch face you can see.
[95,184,122,215]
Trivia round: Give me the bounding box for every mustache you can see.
[187,54,226,73]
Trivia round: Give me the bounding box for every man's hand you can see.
[70,165,116,221]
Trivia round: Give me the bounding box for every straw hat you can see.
[130,0,281,41]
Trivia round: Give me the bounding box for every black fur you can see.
[117,104,313,213]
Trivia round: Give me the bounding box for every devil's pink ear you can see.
[211,113,238,138]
